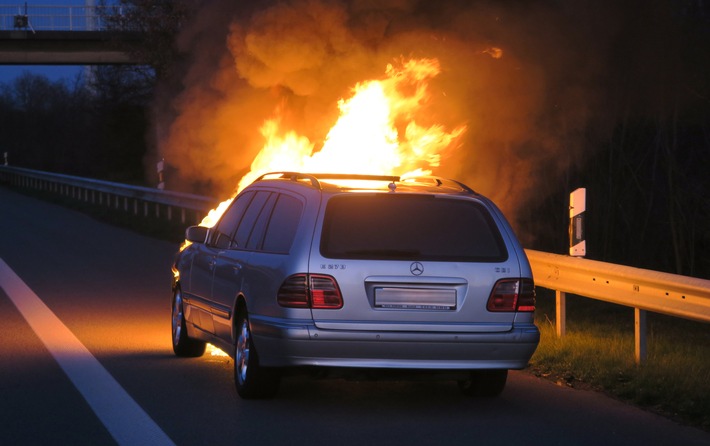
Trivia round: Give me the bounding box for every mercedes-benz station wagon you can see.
[171,173,539,399]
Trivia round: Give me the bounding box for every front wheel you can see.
[234,311,280,399]
[458,369,508,397]
[171,288,206,357]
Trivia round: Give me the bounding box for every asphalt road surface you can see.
[1,186,708,446]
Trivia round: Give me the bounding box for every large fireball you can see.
[200,57,466,228]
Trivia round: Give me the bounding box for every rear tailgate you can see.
[309,192,521,333]
[309,258,522,333]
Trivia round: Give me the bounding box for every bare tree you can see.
[99,0,192,81]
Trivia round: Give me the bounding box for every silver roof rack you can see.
[400,176,475,193]
[255,172,401,190]
[254,172,474,193]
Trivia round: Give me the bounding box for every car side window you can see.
[212,191,254,249]
[262,194,303,253]
[234,191,272,248]
[246,193,278,250]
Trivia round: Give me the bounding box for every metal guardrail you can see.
[527,249,710,364]
[0,5,120,31]
[2,164,708,364]
[527,250,710,323]
[0,165,217,225]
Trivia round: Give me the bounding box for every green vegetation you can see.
[529,288,710,431]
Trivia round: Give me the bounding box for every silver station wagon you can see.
[171,173,539,398]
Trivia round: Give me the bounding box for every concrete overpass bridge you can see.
[0,4,143,65]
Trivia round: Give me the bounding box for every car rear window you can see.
[320,194,508,262]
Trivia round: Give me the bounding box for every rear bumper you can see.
[250,315,540,370]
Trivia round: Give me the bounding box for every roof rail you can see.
[254,172,473,193]
[400,176,475,193]
[254,172,400,189]
[310,173,400,182]
[255,172,321,188]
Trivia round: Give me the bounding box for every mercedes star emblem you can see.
[410,262,424,276]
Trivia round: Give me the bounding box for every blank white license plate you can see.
[374,287,456,310]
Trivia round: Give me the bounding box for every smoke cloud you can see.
[156,0,626,230]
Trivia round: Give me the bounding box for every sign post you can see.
[157,159,165,190]
[556,187,587,338]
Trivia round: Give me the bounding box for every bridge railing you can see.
[0,5,121,31]
[1,164,708,364]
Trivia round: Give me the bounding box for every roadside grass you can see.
[530,288,710,431]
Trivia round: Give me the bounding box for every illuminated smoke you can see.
[156,0,623,230]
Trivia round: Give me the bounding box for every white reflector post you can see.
[569,188,586,257]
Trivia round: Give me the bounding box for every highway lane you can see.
[1,186,709,446]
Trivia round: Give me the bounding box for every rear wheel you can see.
[171,288,206,357]
[234,310,280,399]
[458,369,508,397]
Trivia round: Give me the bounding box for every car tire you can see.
[234,310,280,399]
[171,287,206,357]
[458,369,508,397]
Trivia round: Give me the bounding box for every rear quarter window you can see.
[320,194,507,262]
[262,194,304,253]
[234,191,272,248]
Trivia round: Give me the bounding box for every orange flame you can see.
[198,57,465,228]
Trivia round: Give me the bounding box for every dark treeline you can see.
[521,113,710,279]
[518,1,710,278]
[0,66,153,184]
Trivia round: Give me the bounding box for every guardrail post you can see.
[635,308,647,365]
[556,290,566,337]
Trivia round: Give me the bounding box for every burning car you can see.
[171,172,539,399]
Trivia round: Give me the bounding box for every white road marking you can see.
[0,258,175,446]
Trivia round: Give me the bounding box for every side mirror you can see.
[185,225,209,244]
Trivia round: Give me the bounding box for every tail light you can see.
[516,279,536,312]
[277,275,309,308]
[277,274,343,309]
[486,278,536,312]
[309,275,343,309]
